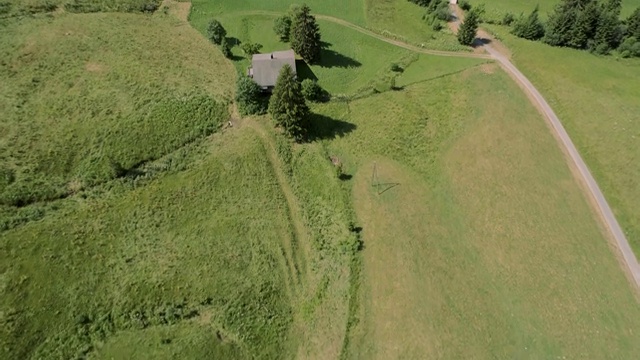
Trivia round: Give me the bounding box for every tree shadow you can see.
[308,113,357,141]
[227,37,242,47]
[472,37,492,48]
[295,59,318,81]
[338,173,353,181]
[317,49,362,68]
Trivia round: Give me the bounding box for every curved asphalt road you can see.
[237,8,640,288]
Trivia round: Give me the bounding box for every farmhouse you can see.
[248,49,297,91]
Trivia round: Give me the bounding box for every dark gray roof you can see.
[250,50,296,88]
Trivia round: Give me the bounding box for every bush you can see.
[240,42,262,56]
[502,12,515,26]
[390,63,403,72]
[207,19,227,45]
[236,76,267,115]
[219,37,232,58]
[459,0,472,11]
[273,15,292,42]
[301,79,328,102]
[618,36,640,57]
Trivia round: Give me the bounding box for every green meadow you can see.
[1,0,639,358]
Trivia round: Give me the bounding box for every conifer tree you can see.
[544,1,580,47]
[457,8,480,46]
[627,7,640,39]
[569,0,601,48]
[511,6,545,41]
[290,4,322,63]
[268,65,310,141]
[207,19,227,45]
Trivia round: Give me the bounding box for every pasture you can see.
[312,60,640,359]
[1,0,640,358]
[486,24,640,257]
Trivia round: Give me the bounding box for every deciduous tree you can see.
[207,19,226,45]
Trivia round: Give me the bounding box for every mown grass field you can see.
[312,60,640,359]
[189,0,465,51]
[485,24,640,257]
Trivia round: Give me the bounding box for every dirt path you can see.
[448,6,640,288]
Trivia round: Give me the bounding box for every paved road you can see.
[237,8,640,288]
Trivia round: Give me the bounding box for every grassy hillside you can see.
[485,24,640,256]
[312,61,640,359]
[0,129,298,359]
[0,12,234,210]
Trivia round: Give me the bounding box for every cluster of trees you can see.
[236,67,327,141]
[509,0,640,56]
[274,4,322,63]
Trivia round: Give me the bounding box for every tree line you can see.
[506,0,640,57]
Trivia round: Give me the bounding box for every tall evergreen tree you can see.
[290,5,322,63]
[511,6,545,41]
[593,8,622,53]
[268,65,310,141]
[568,0,601,48]
[544,0,581,46]
[457,8,480,46]
[625,7,640,38]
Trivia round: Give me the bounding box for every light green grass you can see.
[469,0,640,19]
[487,24,640,257]
[308,59,640,358]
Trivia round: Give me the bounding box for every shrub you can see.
[502,12,515,26]
[301,79,328,102]
[390,63,403,72]
[219,37,232,58]
[207,19,227,45]
[236,76,266,115]
[618,36,640,57]
[459,0,472,11]
[240,42,262,56]
[273,15,292,42]
[511,6,545,41]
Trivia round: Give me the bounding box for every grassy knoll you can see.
[486,24,640,256]
[0,11,233,209]
[307,58,640,358]
[189,0,463,51]
[468,0,640,20]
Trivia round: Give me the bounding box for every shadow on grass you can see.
[296,59,318,81]
[317,48,362,68]
[308,113,356,140]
